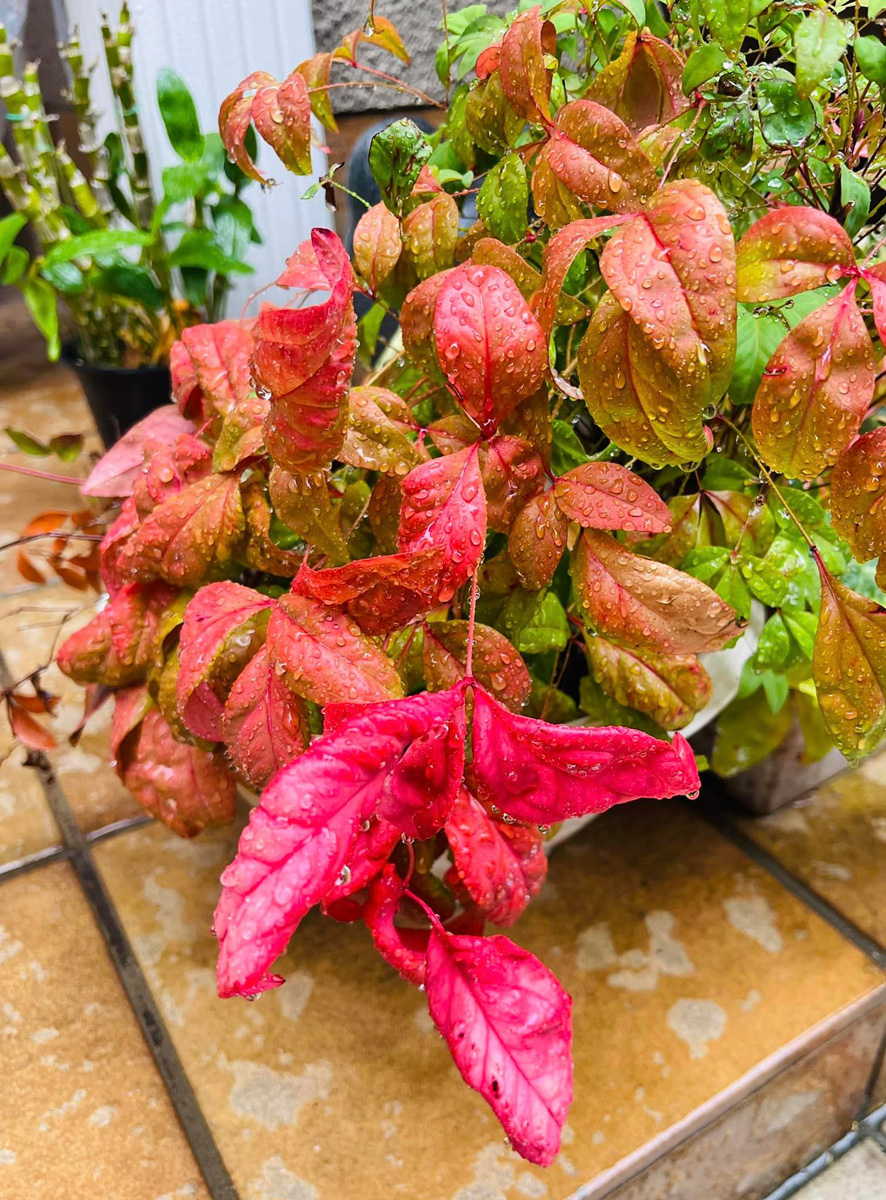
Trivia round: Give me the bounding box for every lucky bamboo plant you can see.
[0,4,257,366]
[31,0,886,1169]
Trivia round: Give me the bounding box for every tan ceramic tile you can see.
[735,751,886,947]
[0,585,143,834]
[797,1140,886,1200]
[0,860,209,1200]
[94,800,884,1200]
[0,739,60,866]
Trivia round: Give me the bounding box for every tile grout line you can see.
[0,843,69,883]
[0,656,238,1200]
[691,790,886,970]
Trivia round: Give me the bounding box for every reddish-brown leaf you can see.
[444,785,546,926]
[340,386,424,476]
[293,549,443,635]
[553,462,671,533]
[736,208,856,303]
[250,70,313,176]
[533,215,631,334]
[479,435,545,533]
[751,282,875,480]
[533,100,657,221]
[831,428,886,561]
[432,263,547,435]
[268,590,403,705]
[586,31,689,135]
[498,6,557,125]
[398,443,487,602]
[508,489,568,590]
[256,230,357,473]
[585,633,711,731]
[423,619,531,711]
[222,646,310,789]
[353,202,403,295]
[8,700,57,751]
[402,192,460,281]
[600,179,737,403]
[572,528,743,654]
[218,71,277,181]
[296,51,337,131]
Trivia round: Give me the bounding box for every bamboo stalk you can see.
[102,4,154,226]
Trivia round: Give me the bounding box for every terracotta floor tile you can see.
[0,585,142,834]
[0,860,209,1200]
[94,799,884,1200]
[734,749,886,947]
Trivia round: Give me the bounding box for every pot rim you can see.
[60,339,170,378]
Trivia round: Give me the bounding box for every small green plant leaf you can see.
[157,68,204,161]
[682,43,729,94]
[477,152,529,245]
[369,119,432,216]
[793,12,848,99]
[856,35,886,85]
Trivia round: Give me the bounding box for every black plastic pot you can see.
[61,341,172,448]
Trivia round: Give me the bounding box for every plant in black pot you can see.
[0,4,258,445]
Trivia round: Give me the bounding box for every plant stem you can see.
[0,461,85,485]
[719,416,816,549]
[465,570,479,677]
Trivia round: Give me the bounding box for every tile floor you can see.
[1,298,885,1199]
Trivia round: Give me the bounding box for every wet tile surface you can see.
[0,860,208,1200]
[735,750,886,947]
[94,800,884,1200]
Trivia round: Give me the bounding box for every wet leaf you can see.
[479,435,545,533]
[736,208,855,302]
[498,6,556,124]
[751,283,875,480]
[402,192,460,281]
[553,462,671,534]
[363,866,428,985]
[219,70,312,180]
[830,428,886,562]
[222,646,310,790]
[255,230,357,474]
[81,406,194,498]
[630,494,713,566]
[268,467,350,566]
[423,620,531,711]
[369,119,432,217]
[572,528,744,654]
[587,31,689,134]
[700,0,750,55]
[585,633,711,731]
[794,12,848,100]
[533,215,631,334]
[711,689,792,775]
[293,549,442,635]
[341,386,424,476]
[508,490,569,590]
[477,153,528,246]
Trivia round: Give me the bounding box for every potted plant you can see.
[0,4,258,445]
[34,0,886,1168]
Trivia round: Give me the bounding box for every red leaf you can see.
[423,620,531,712]
[508,489,568,590]
[117,472,246,588]
[363,865,429,986]
[831,427,886,561]
[444,786,546,926]
[250,70,313,176]
[222,646,310,789]
[402,269,457,379]
[256,230,357,473]
[81,407,194,497]
[553,462,671,533]
[352,202,403,295]
[56,596,155,690]
[170,321,257,423]
[863,262,886,345]
[425,924,572,1166]
[498,6,557,124]
[214,687,466,997]
[432,264,547,436]
[479,435,545,533]
[587,31,689,135]
[8,700,56,751]
[751,282,875,480]
[323,815,400,906]
[398,443,487,603]
[533,100,657,221]
[533,215,631,334]
[470,685,700,824]
[292,550,442,635]
[600,179,737,403]
[268,591,403,705]
[177,581,274,740]
[737,207,856,302]
[572,528,743,654]
[113,690,236,838]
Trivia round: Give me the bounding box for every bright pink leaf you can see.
[323,815,400,906]
[432,264,547,436]
[177,581,274,740]
[363,865,429,986]
[553,462,671,533]
[398,443,487,602]
[470,685,700,824]
[444,786,547,926]
[222,647,311,789]
[214,687,466,997]
[863,262,886,346]
[425,924,573,1166]
[255,229,357,473]
[81,407,194,498]
[268,590,404,706]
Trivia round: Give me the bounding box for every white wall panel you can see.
[62,0,330,315]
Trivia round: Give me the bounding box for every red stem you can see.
[404,886,445,934]
[0,461,84,486]
[465,571,479,677]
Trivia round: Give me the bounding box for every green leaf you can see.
[783,607,818,659]
[92,264,165,310]
[715,560,752,620]
[761,669,789,714]
[611,0,646,25]
[40,261,85,295]
[43,230,153,266]
[711,689,792,775]
[771,485,827,531]
[729,291,833,405]
[856,35,886,85]
[0,212,26,264]
[840,166,871,238]
[757,70,817,147]
[2,245,28,285]
[48,433,84,462]
[681,546,730,583]
[156,67,204,162]
[764,533,819,610]
[526,676,578,723]
[162,162,207,204]
[793,12,848,99]
[579,674,663,735]
[5,426,49,455]
[358,302,387,364]
[755,613,791,672]
[369,119,432,217]
[514,592,570,655]
[477,152,528,245]
[701,457,755,489]
[21,278,60,360]
[682,43,729,94]
[739,554,788,606]
[550,420,589,475]
[700,0,750,55]
[212,195,258,261]
[167,230,253,274]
